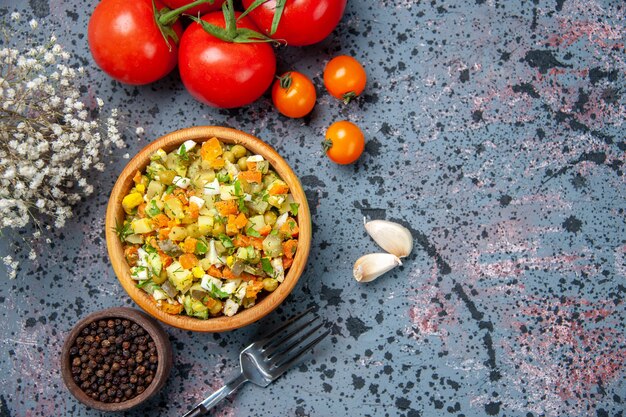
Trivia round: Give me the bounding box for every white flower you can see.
[29,19,38,29]
[11,12,20,21]
[135,126,144,135]
[96,98,104,107]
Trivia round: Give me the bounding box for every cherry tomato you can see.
[271,72,316,118]
[241,0,347,46]
[161,0,225,17]
[178,12,276,108]
[88,0,183,85]
[322,121,365,165]
[323,55,367,103]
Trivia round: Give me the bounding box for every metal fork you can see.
[181,308,329,417]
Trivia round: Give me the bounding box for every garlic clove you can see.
[364,219,413,258]
[353,253,402,283]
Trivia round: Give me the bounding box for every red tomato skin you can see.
[88,0,183,85]
[241,0,347,46]
[178,12,276,108]
[161,0,225,17]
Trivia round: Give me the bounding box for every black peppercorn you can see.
[68,318,158,403]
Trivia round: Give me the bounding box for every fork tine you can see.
[266,320,324,359]
[271,328,330,375]
[263,315,320,354]
[257,307,315,348]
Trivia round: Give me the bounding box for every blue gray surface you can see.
[1,0,625,416]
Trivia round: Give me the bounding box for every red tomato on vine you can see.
[88,0,189,85]
[178,10,276,108]
[241,0,347,46]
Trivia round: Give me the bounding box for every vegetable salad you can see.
[118,137,300,319]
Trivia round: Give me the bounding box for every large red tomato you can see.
[161,0,225,17]
[88,0,183,85]
[241,0,347,46]
[178,12,276,108]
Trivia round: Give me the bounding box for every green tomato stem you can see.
[158,0,214,26]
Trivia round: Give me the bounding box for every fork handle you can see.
[182,372,248,417]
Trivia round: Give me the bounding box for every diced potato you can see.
[246,215,266,233]
[164,197,184,219]
[278,194,296,214]
[166,261,193,293]
[131,218,153,234]
[125,234,144,244]
[146,181,165,201]
[220,185,237,200]
[169,226,188,241]
[268,195,286,208]
[197,215,215,235]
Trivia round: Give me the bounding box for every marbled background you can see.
[0,0,624,416]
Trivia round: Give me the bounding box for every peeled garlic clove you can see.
[364,219,413,258]
[353,253,402,283]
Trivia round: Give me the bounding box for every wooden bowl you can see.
[105,126,311,332]
[60,307,173,412]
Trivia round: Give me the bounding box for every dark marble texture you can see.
[1,0,625,416]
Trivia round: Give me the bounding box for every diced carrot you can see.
[215,200,238,216]
[282,239,298,259]
[136,203,146,218]
[238,170,262,183]
[200,137,223,162]
[210,157,225,169]
[232,235,263,250]
[207,265,223,277]
[133,170,142,184]
[221,267,236,279]
[158,228,170,239]
[188,202,200,219]
[246,161,258,171]
[124,246,139,266]
[152,214,169,228]
[159,252,173,268]
[282,256,293,269]
[258,224,272,236]
[268,182,289,195]
[226,215,239,236]
[179,253,198,269]
[279,217,299,237]
[146,236,158,249]
[241,272,257,281]
[182,237,198,254]
[158,302,184,315]
[234,212,248,229]
[204,297,218,309]
[246,280,265,298]
[173,189,188,205]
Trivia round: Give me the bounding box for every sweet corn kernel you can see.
[122,193,143,214]
[136,183,146,194]
[226,256,234,267]
[192,266,204,278]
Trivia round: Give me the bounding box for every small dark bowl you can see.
[60,307,173,412]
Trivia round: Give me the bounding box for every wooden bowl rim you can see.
[105,126,312,332]
[60,307,173,412]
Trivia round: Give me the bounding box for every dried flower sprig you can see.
[0,15,127,278]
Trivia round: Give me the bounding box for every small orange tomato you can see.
[322,120,365,165]
[323,55,366,104]
[271,71,316,118]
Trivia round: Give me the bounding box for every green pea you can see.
[237,157,248,171]
[223,151,235,163]
[231,145,247,159]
